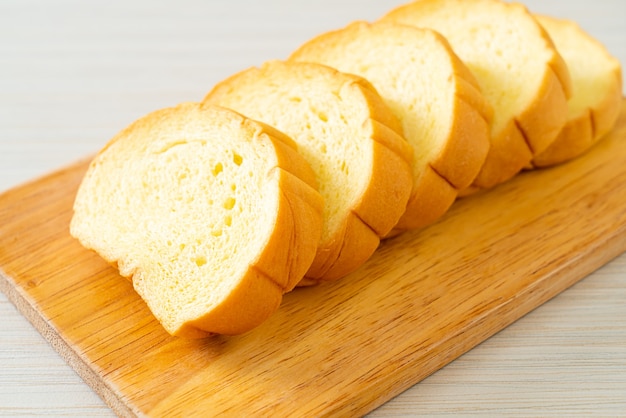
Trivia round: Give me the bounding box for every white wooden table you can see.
[1,1,625,416]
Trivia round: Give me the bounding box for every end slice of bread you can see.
[70,103,324,337]
[381,0,572,190]
[289,22,492,233]
[532,15,623,167]
[203,60,413,283]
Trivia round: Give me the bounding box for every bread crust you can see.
[290,22,491,232]
[388,165,457,235]
[71,103,324,337]
[203,60,413,283]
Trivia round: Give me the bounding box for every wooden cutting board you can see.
[2,101,626,417]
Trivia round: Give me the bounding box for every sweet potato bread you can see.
[290,21,492,232]
[203,60,413,284]
[70,103,324,338]
[381,0,573,191]
[532,14,623,167]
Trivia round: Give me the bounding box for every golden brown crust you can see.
[392,90,491,230]
[254,167,325,291]
[432,78,492,190]
[514,55,572,155]
[389,164,457,234]
[531,109,595,168]
[532,83,622,167]
[350,76,406,138]
[173,267,284,338]
[469,118,534,190]
[302,210,382,284]
[354,120,414,235]
[591,73,623,140]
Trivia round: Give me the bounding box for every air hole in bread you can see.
[212,162,223,176]
[223,197,236,210]
[306,103,329,123]
[232,152,243,165]
[194,256,207,267]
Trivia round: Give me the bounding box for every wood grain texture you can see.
[1,101,626,416]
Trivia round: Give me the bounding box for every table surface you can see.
[1,1,625,416]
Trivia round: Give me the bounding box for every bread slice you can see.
[381,0,572,191]
[532,15,623,167]
[70,103,324,337]
[203,60,413,283]
[289,22,492,233]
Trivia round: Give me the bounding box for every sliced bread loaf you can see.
[203,60,413,283]
[70,103,324,337]
[532,15,623,167]
[289,22,492,233]
[381,0,573,191]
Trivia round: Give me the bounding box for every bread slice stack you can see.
[381,0,573,192]
[70,103,324,337]
[531,15,623,167]
[290,22,492,232]
[203,60,414,284]
[70,0,622,337]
